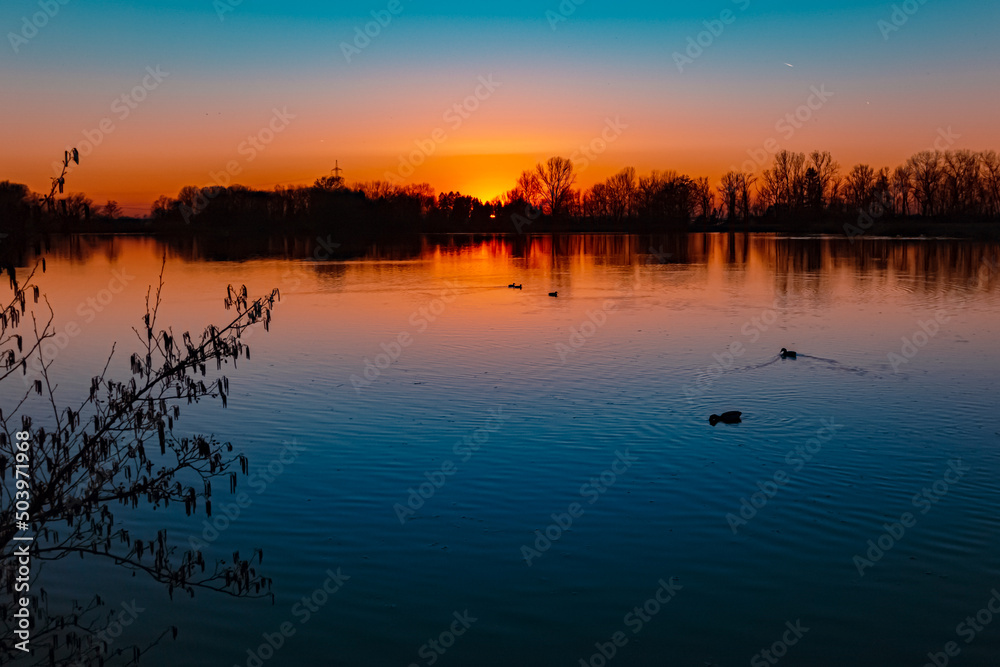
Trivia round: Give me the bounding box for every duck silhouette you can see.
[514,284,522,290]
[709,411,742,426]
[548,292,558,297]
[780,348,797,359]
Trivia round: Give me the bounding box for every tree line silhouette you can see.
[3,148,1000,238]
[2,145,998,663]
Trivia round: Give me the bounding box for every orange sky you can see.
[3,3,999,214]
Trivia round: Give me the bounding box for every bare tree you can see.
[765,151,807,210]
[757,169,778,213]
[739,173,756,224]
[583,182,611,219]
[943,150,981,216]
[844,164,876,211]
[563,188,583,218]
[907,151,943,216]
[808,150,840,207]
[828,176,845,211]
[0,258,278,665]
[102,200,123,219]
[313,175,344,192]
[693,177,714,222]
[719,172,742,221]
[636,171,664,216]
[605,167,636,223]
[150,196,179,219]
[873,167,892,214]
[891,165,912,216]
[506,170,542,208]
[534,157,576,217]
[398,183,435,216]
[633,171,694,224]
[980,150,1000,217]
[356,181,399,200]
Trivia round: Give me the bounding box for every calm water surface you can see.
[7,233,1000,667]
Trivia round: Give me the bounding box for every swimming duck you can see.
[780,348,797,359]
[709,411,742,426]
[514,284,522,290]
[548,292,558,297]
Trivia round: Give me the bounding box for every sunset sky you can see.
[2,0,998,214]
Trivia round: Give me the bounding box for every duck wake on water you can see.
[699,351,877,378]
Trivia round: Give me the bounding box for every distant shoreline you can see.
[7,216,998,241]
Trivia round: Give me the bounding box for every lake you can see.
[6,232,1000,667]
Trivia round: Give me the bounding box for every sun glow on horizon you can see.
[4,1,1000,214]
